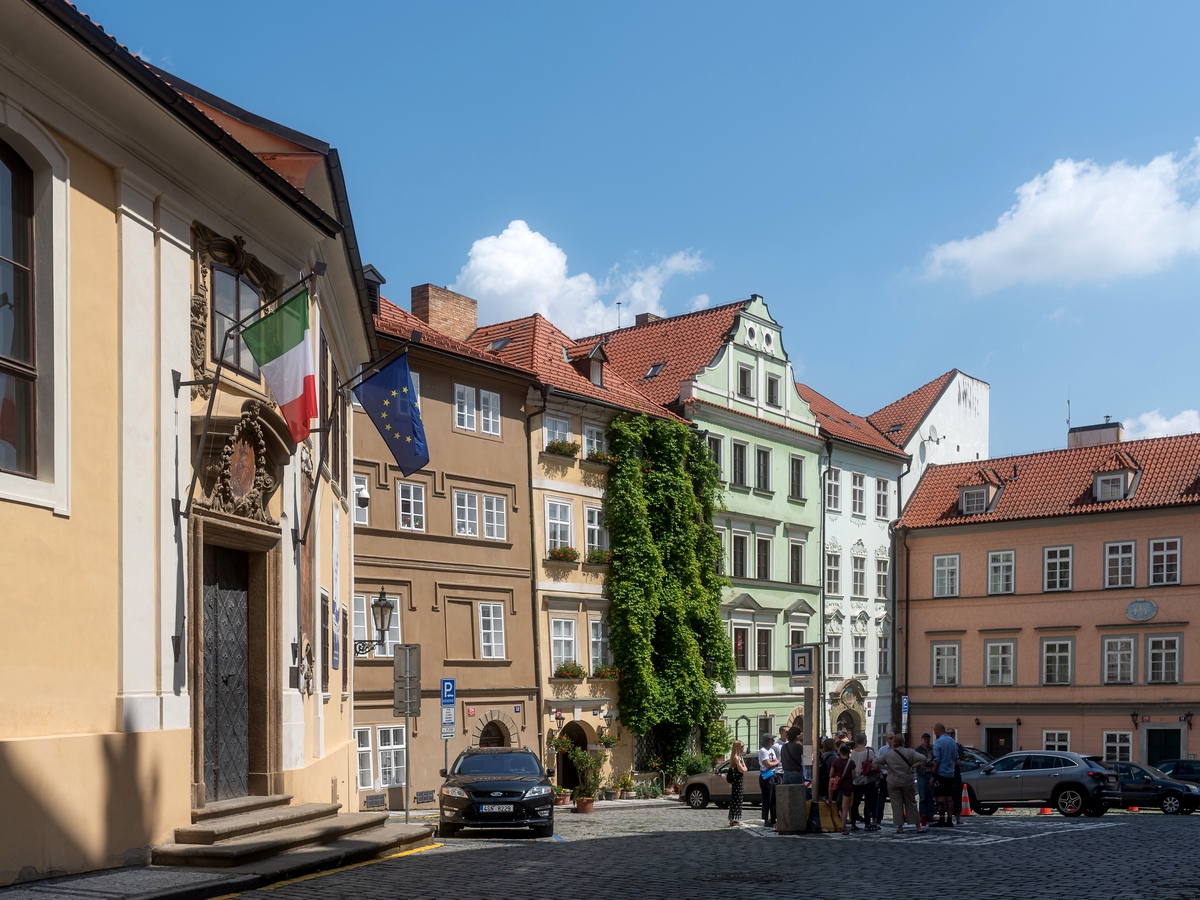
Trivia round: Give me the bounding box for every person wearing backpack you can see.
[876,733,927,834]
[848,732,877,831]
[828,742,855,835]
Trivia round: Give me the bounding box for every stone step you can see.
[175,802,341,845]
[223,821,434,879]
[191,794,294,823]
[153,812,391,867]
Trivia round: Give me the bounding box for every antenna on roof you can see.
[1066,385,1071,428]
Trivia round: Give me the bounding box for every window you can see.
[211,266,261,378]
[733,534,748,578]
[756,628,772,670]
[585,507,608,555]
[758,716,775,740]
[342,604,349,693]
[1043,641,1072,685]
[1105,637,1134,684]
[0,143,34,475]
[826,469,841,511]
[645,362,666,379]
[851,556,866,597]
[551,618,576,668]
[321,593,330,694]
[454,491,479,537]
[875,478,889,518]
[319,334,347,492]
[933,643,959,686]
[986,642,1014,686]
[589,359,603,386]
[1106,542,1135,587]
[790,627,806,648]
[714,528,726,575]
[707,435,723,478]
[732,442,747,486]
[876,558,889,600]
[352,594,369,647]
[962,488,987,515]
[455,384,476,430]
[547,500,572,549]
[1104,732,1132,763]
[397,482,425,531]
[483,495,506,540]
[755,447,771,490]
[737,364,754,398]
[756,537,771,580]
[353,474,369,525]
[825,553,841,595]
[1044,732,1070,752]
[544,414,571,446]
[584,423,606,457]
[789,542,805,585]
[479,389,501,435]
[1044,546,1072,591]
[934,555,959,597]
[827,636,841,677]
[1150,538,1181,585]
[851,474,865,515]
[733,626,749,670]
[789,456,804,499]
[1148,636,1179,683]
[378,725,406,787]
[989,550,1015,595]
[590,619,611,668]
[355,728,373,790]
[853,635,867,675]
[766,374,781,407]
[877,634,890,675]
[1097,475,1124,501]
[480,603,505,658]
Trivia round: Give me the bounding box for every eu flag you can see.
[353,352,429,476]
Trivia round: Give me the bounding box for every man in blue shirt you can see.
[931,723,958,827]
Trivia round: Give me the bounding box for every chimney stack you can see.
[1068,420,1125,449]
[411,284,477,340]
[635,312,662,326]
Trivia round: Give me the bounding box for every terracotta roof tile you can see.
[374,299,534,377]
[867,369,958,448]
[795,383,909,459]
[900,433,1200,529]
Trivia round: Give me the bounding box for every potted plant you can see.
[592,663,620,680]
[602,781,617,802]
[544,438,580,458]
[567,746,606,813]
[597,728,619,749]
[585,548,613,565]
[548,734,575,755]
[546,545,580,563]
[615,771,635,799]
[552,660,585,680]
[585,449,618,467]
[553,786,572,806]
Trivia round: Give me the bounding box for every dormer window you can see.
[645,362,666,379]
[1096,474,1124,501]
[961,488,987,515]
[486,337,511,353]
[590,359,603,387]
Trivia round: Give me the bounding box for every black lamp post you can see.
[354,587,394,656]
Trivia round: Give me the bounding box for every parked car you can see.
[1110,761,1200,814]
[1155,759,1200,787]
[961,751,1121,817]
[681,756,764,809]
[437,747,555,838]
[959,746,995,773]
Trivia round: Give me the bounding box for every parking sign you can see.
[441,678,456,707]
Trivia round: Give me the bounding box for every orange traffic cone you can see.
[1129,806,1139,812]
[1038,807,1053,815]
[960,785,971,817]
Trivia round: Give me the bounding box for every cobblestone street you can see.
[252,804,1199,900]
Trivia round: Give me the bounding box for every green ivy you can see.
[605,415,734,774]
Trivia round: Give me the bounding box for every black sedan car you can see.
[1155,759,1200,787]
[1111,761,1200,814]
[438,747,555,838]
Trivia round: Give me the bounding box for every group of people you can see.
[724,721,970,834]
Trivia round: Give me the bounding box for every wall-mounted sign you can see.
[467,706,476,717]
[791,646,815,677]
[514,705,521,713]
[1126,599,1157,621]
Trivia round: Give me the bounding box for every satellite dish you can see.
[928,425,939,443]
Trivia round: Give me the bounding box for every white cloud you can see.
[1122,408,1200,440]
[451,220,705,336]
[926,141,1200,294]
[688,293,711,311]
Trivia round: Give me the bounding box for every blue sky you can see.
[82,1,1200,455]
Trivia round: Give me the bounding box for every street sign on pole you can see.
[901,694,909,734]
[441,723,456,739]
[441,677,456,707]
[393,644,421,826]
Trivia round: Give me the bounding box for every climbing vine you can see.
[605,415,734,773]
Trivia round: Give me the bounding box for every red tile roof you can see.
[374,299,534,378]
[867,370,958,448]
[795,383,909,459]
[900,434,1200,529]
[578,302,747,406]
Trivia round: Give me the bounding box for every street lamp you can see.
[354,587,394,656]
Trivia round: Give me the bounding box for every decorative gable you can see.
[1093,450,1139,502]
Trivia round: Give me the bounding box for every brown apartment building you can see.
[897,424,1199,768]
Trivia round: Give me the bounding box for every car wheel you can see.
[438,822,461,838]
[1054,787,1085,817]
[1083,804,1108,817]
[532,824,554,838]
[1160,794,1183,815]
[686,785,710,810]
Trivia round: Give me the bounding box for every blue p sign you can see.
[441,678,456,707]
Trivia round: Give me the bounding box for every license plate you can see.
[479,804,513,813]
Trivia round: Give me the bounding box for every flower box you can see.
[585,548,613,566]
[592,664,620,680]
[544,439,580,458]
[553,661,586,680]
[585,450,618,467]
[546,546,580,563]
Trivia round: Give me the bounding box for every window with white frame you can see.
[1105,637,1134,684]
[355,728,373,790]
[876,558,889,599]
[933,643,959,686]
[826,469,841,511]
[590,619,612,668]
[1148,636,1179,683]
[353,474,369,525]
[766,374,781,407]
[733,626,749,670]
[789,541,805,585]
[1044,546,1071,591]
[986,642,1014,686]
[732,442,748,486]
[733,534,748,578]
[547,500,572,550]
[851,473,865,515]
[1044,731,1070,752]
[455,384,476,431]
[1104,731,1132,763]
[989,550,1015,595]
[826,553,841,595]
[827,636,841,677]
[853,635,867,675]
[755,447,771,490]
[707,435,723,478]
[378,725,406,787]
[877,633,890,675]
[851,555,866,597]
[875,478,889,518]
[483,494,507,540]
[1106,542,1135,587]
[756,628,772,670]
[1150,538,1180,585]
[480,602,505,658]
[934,555,959,597]
[354,593,400,657]
[585,507,608,554]
[737,364,754,398]
[1097,475,1124,501]
[352,594,369,647]
[756,537,771,580]
[584,423,606,457]
[479,389,501,435]
[551,618,576,668]
[544,415,571,446]
[1043,641,1072,685]
[962,488,987,515]
[789,456,804,499]
[454,491,479,537]
[397,482,425,531]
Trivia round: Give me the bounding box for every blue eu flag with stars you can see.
[353,352,429,476]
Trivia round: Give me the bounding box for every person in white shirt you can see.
[757,734,780,828]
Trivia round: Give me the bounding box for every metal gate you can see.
[203,545,250,801]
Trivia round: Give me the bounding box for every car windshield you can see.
[1142,765,1169,780]
[988,755,1025,772]
[455,753,542,776]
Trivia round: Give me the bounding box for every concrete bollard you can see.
[775,784,811,834]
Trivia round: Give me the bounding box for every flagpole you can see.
[296,403,336,547]
[341,337,414,395]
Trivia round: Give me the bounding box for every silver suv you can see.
[962,751,1120,817]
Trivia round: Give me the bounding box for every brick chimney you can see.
[635,312,662,326]
[411,284,477,340]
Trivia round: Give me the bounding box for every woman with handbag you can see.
[727,740,748,827]
[848,732,877,831]
[828,742,855,835]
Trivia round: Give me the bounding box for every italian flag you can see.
[241,290,318,443]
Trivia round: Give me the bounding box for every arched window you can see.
[0,139,34,476]
[478,721,508,748]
